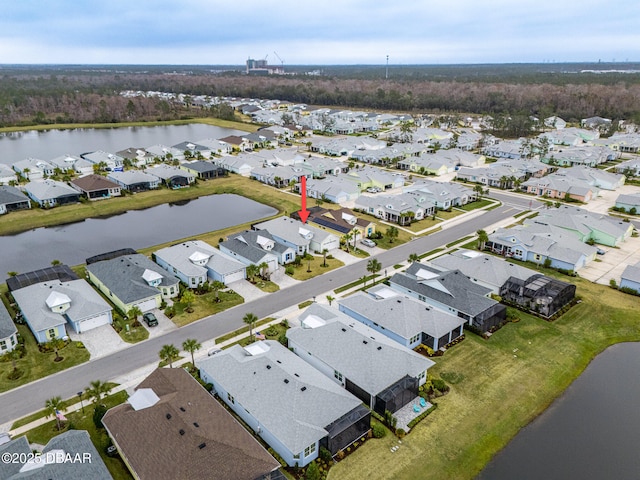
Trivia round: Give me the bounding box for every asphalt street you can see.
[0,202,522,425]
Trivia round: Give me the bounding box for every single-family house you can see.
[520,175,597,203]
[107,170,160,192]
[404,180,476,209]
[48,154,94,175]
[615,192,640,213]
[342,167,404,191]
[296,156,347,178]
[198,340,370,467]
[12,279,113,342]
[0,302,18,353]
[544,116,567,129]
[339,288,466,351]
[525,205,633,246]
[293,206,376,239]
[581,116,611,130]
[250,164,309,188]
[70,174,122,200]
[195,138,233,156]
[0,185,31,214]
[301,177,361,204]
[0,431,111,480]
[215,153,263,176]
[0,163,18,185]
[23,180,81,207]
[145,164,195,188]
[154,240,246,287]
[180,160,227,180]
[102,368,280,480]
[86,254,180,314]
[486,225,597,271]
[499,274,576,317]
[541,146,617,167]
[12,157,55,180]
[615,158,640,176]
[82,150,125,171]
[389,263,507,333]
[116,147,154,167]
[355,192,434,225]
[607,133,640,154]
[219,230,291,273]
[620,262,640,294]
[557,165,625,190]
[288,304,434,414]
[253,217,340,254]
[145,144,185,162]
[172,140,211,159]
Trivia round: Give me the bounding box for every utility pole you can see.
[386,55,389,79]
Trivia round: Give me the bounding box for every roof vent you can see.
[276,360,282,364]
[397,299,401,303]
[180,407,185,412]
[284,379,289,384]
[266,365,271,369]
[179,429,185,436]
[377,346,382,351]
[301,386,307,392]
[166,413,172,420]
[198,443,206,449]
[193,422,200,428]
[363,340,368,345]
[341,328,346,332]
[294,373,299,377]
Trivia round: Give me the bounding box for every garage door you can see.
[132,298,157,313]
[323,238,340,251]
[223,269,245,285]
[79,313,111,333]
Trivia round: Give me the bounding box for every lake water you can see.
[477,342,640,480]
[0,123,247,165]
[0,194,276,275]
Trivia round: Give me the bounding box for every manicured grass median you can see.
[328,277,640,480]
[459,198,496,211]
[171,290,244,327]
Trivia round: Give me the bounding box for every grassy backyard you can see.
[328,276,640,480]
[0,325,90,394]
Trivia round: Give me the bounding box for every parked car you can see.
[361,238,377,248]
[596,248,606,255]
[143,312,158,327]
[366,187,380,193]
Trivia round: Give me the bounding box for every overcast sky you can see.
[1,0,639,65]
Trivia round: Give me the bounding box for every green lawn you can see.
[459,198,496,211]
[214,317,275,345]
[0,325,90,394]
[20,390,132,480]
[403,217,441,233]
[334,275,379,294]
[253,280,280,293]
[287,256,345,281]
[328,277,640,480]
[436,209,465,220]
[170,290,244,327]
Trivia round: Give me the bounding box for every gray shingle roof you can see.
[0,436,30,479]
[621,262,640,284]
[288,304,434,395]
[197,340,362,454]
[220,230,280,264]
[0,186,29,206]
[391,264,497,316]
[11,279,111,333]
[0,301,17,340]
[254,217,334,247]
[339,291,465,340]
[24,180,79,200]
[155,240,245,278]
[86,254,179,304]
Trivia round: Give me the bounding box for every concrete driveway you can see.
[67,323,124,359]
[579,235,640,285]
[227,279,268,302]
[144,309,177,338]
[581,184,640,215]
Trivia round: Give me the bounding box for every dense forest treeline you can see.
[1,63,640,127]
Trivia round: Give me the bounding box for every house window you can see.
[418,295,426,302]
[334,370,343,382]
[534,254,542,261]
[11,336,16,345]
[227,393,234,404]
[304,443,316,457]
[515,249,523,257]
[0,340,6,351]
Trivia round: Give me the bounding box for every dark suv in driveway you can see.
[143,312,158,327]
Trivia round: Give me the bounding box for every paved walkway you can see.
[395,396,433,432]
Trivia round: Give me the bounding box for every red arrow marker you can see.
[298,176,310,223]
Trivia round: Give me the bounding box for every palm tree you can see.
[366,259,382,286]
[342,232,353,253]
[473,184,484,200]
[326,295,335,306]
[477,229,489,251]
[258,262,269,280]
[85,380,112,406]
[45,396,65,431]
[210,280,225,303]
[246,264,260,283]
[127,306,142,325]
[182,338,201,366]
[49,337,65,362]
[408,253,420,263]
[322,249,329,267]
[159,344,180,368]
[243,312,258,341]
[180,290,196,312]
[385,226,399,244]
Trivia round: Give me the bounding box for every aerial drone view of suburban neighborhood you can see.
[1,4,640,480]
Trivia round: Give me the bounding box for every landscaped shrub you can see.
[319,446,332,462]
[372,423,386,438]
[285,266,295,275]
[396,428,406,438]
[265,326,279,337]
[432,378,449,393]
[93,404,108,429]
